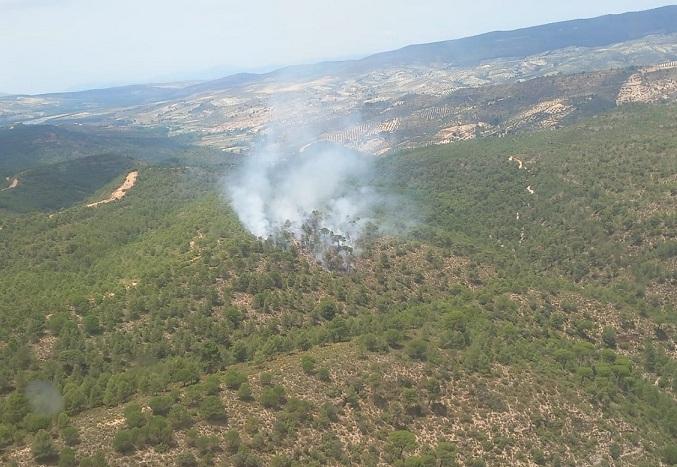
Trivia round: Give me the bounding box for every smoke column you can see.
[226,80,414,267]
[227,139,380,266]
[25,380,64,416]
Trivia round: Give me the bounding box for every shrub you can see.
[609,443,621,460]
[602,327,617,348]
[435,441,457,466]
[113,429,136,454]
[385,329,405,348]
[175,452,198,467]
[300,356,316,375]
[199,396,227,423]
[123,402,145,428]
[260,385,286,410]
[103,373,136,407]
[317,367,331,382]
[47,313,71,335]
[250,432,266,451]
[260,372,273,386]
[63,384,87,415]
[270,455,293,467]
[562,301,578,313]
[32,430,58,463]
[232,448,261,467]
[406,339,429,361]
[359,333,388,352]
[204,375,221,395]
[56,412,70,428]
[662,444,677,465]
[574,319,594,337]
[58,447,77,467]
[403,454,436,466]
[168,404,193,429]
[232,341,248,362]
[244,417,261,435]
[317,300,338,321]
[148,395,173,416]
[83,315,102,335]
[283,398,314,425]
[79,452,109,467]
[319,402,339,425]
[22,413,51,432]
[182,385,204,408]
[60,425,80,446]
[143,416,173,449]
[0,424,14,449]
[237,383,253,401]
[224,369,247,390]
[224,307,243,326]
[320,432,344,460]
[387,430,417,459]
[224,429,241,454]
[531,448,547,465]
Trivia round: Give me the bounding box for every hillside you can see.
[0,124,190,180]
[0,104,674,466]
[0,154,136,213]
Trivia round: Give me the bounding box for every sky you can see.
[1,0,674,94]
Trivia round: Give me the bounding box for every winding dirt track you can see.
[87,171,138,207]
[1,177,18,192]
[508,156,524,169]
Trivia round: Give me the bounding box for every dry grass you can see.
[5,339,652,466]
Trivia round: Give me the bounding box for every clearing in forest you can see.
[0,177,19,191]
[87,170,138,207]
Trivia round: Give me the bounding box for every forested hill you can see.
[0,104,675,466]
[0,124,184,179]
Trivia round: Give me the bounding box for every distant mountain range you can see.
[358,5,677,68]
[1,5,676,154]
[3,6,677,103]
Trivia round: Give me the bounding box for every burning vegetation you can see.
[226,130,403,273]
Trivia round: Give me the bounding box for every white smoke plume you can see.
[227,139,381,268]
[225,76,415,269]
[229,143,365,233]
[25,380,64,416]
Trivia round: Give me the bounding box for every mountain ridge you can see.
[358,5,677,69]
[1,5,676,103]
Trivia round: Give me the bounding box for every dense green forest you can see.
[0,104,675,466]
[0,125,185,179]
[0,154,137,212]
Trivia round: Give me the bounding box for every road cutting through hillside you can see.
[508,156,524,169]
[1,177,19,192]
[87,170,138,207]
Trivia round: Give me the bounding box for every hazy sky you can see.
[1,0,674,94]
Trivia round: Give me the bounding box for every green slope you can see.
[0,105,674,466]
[0,154,136,212]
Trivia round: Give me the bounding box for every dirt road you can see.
[87,171,138,207]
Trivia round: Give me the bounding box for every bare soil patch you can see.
[87,171,138,207]
[1,176,18,191]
